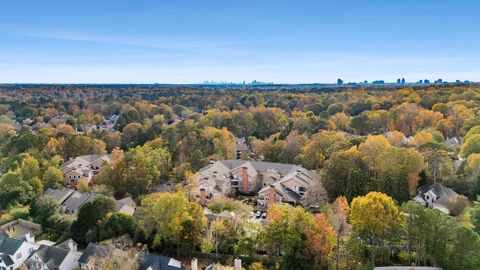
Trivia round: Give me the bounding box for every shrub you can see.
[448,195,469,216]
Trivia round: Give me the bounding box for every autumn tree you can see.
[350,192,404,264]
[307,213,336,268]
[330,196,349,270]
[448,104,473,137]
[140,189,206,256]
[263,204,314,270]
[296,130,350,170]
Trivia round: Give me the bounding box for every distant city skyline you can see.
[1,0,480,83]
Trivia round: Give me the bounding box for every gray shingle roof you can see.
[31,244,70,269]
[77,243,111,264]
[0,237,23,255]
[62,192,98,214]
[419,183,459,205]
[0,253,14,266]
[140,254,183,270]
[44,187,75,204]
[216,160,311,177]
[78,243,126,264]
[54,239,77,250]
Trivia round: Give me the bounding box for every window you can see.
[29,247,34,253]
[16,252,22,259]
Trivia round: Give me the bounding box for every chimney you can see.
[268,184,276,207]
[191,258,198,270]
[25,232,35,243]
[199,188,207,206]
[68,239,77,252]
[234,258,242,270]
[242,166,249,194]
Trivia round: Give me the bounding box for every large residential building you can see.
[191,160,315,207]
[60,154,111,188]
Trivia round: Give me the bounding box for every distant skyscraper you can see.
[337,78,343,85]
[401,78,405,84]
[372,80,385,85]
[397,78,401,84]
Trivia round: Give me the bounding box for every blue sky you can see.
[1,0,480,84]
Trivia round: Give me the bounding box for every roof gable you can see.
[31,245,70,269]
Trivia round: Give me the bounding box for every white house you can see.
[0,232,39,270]
[24,243,81,270]
[413,183,459,214]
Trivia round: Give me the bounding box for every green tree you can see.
[323,147,370,201]
[140,189,206,256]
[461,134,480,158]
[471,196,480,233]
[70,195,116,244]
[19,154,40,181]
[43,166,64,189]
[443,227,480,270]
[99,213,138,241]
[97,139,171,198]
[0,171,35,209]
[262,204,328,269]
[30,196,60,227]
[189,149,205,172]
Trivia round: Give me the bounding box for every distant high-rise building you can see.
[401,78,405,84]
[424,79,430,84]
[337,78,343,85]
[397,78,401,84]
[364,80,368,84]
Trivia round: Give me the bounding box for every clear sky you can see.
[1,0,480,84]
